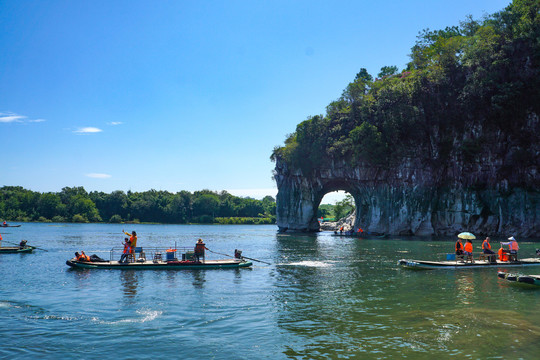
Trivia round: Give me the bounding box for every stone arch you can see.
[275,171,389,233]
[274,162,434,234]
[274,162,378,232]
[274,156,539,236]
[315,182,358,227]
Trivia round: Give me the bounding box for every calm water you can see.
[1,223,539,359]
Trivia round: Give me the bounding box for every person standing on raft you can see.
[194,238,209,263]
[123,230,137,255]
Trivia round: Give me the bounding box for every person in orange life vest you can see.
[123,230,137,253]
[0,232,2,247]
[119,238,130,263]
[75,251,90,262]
[498,246,508,261]
[482,237,495,254]
[455,238,464,256]
[501,236,519,254]
[463,239,474,263]
[194,238,208,263]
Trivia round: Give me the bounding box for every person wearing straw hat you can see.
[501,236,519,261]
[194,238,209,263]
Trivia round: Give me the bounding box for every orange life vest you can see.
[455,241,463,251]
[498,248,508,261]
[464,242,473,253]
[123,243,130,254]
[482,240,491,250]
[509,241,519,251]
[76,253,88,261]
[129,235,137,252]
[195,242,206,254]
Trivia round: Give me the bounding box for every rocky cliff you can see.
[272,1,540,237]
[274,116,539,237]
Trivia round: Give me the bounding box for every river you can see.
[0,223,539,359]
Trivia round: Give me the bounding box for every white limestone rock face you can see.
[274,133,539,237]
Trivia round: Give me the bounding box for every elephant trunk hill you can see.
[272,0,540,237]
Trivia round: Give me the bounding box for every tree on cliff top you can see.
[271,0,540,181]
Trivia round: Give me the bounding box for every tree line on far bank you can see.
[0,186,277,225]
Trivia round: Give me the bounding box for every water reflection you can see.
[233,268,246,285]
[190,270,206,288]
[120,271,139,299]
[455,272,475,305]
[68,268,93,283]
[275,233,321,264]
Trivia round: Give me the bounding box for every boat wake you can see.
[94,309,163,325]
[281,261,334,268]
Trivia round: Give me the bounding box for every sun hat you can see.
[508,236,515,241]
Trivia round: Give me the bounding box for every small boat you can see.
[398,257,540,270]
[1,224,21,227]
[331,232,386,238]
[66,246,253,270]
[66,258,252,270]
[498,272,540,286]
[0,246,35,253]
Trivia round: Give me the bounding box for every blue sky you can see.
[0,0,510,203]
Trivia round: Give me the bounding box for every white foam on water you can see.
[94,309,163,325]
[138,309,162,323]
[0,301,13,308]
[282,261,333,268]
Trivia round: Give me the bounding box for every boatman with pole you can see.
[194,238,209,263]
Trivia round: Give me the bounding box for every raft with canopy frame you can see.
[398,257,540,270]
[66,246,253,270]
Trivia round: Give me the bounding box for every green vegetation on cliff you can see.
[0,186,276,224]
[272,0,540,178]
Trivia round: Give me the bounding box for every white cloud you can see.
[108,121,123,125]
[74,127,103,134]
[0,112,45,124]
[0,114,24,123]
[85,173,111,179]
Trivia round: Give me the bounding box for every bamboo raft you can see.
[0,246,35,254]
[66,246,253,270]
